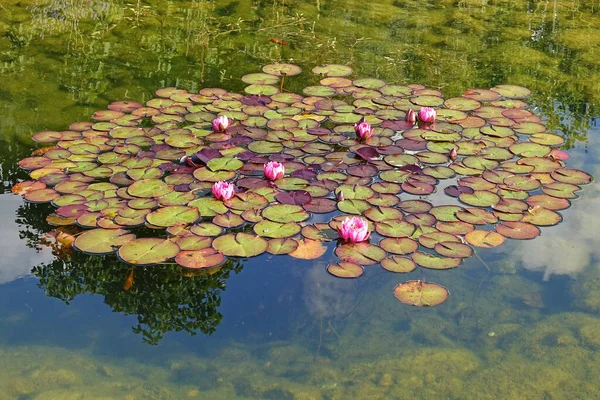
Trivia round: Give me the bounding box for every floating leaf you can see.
[327,262,364,278]
[262,204,310,223]
[118,238,180,265]
[312,64,353,77]
[465,230,505,248]
[266,238,299,255]
[379,237,418,255]
[175,248,225,269]
[335,243,386,265]
[495,221,540,239]
[412,251,462,270]
[289,239,327,260]
[394,280,449,307]
[146,206,199,227]
[212,233,268,257]
[381,257,416,273]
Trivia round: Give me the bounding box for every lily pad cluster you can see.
[13,63,593,307]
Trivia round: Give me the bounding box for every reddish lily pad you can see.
[175,248,225,269]
[465,230,505,248]
[495,221,540,239]
[289,239,327,260]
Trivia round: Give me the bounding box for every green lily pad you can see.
[381,257,416,273]
[327,262,364,278]
[146,206,199,227]
[375,220,416,238]
[74,228,135,254]
[459,190,500,207]
[394,280,449,307]
[301,223,339,241]
[335,242,386,266]
[434,242,473,258]
[262,204,310,223]
[189,198,229,216]
[263,63,302,76]
[550,168,593,185]
[379,237,418,255]
[176,235,213,251]
[128,179,172,198]
[253,220,301,238]
[521,207,562,226]
[338,199,371,215]
[118,238,180,265]
[266,238,299,255]
[212,233,268,257]
[364,206,404,222]
[213,212,245,228]
[412,251,462,270]
[207,157,243,172]
[312,64,353,77]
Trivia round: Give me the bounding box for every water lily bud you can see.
[406,109,417,124]
[449,148,458,160]
[212,115,230,131]
[353,120,374,140]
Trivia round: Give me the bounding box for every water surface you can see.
[1,1,600,398]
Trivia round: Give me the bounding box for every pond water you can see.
[1,0,600,398]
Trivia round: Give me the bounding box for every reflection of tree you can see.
[32,251,242,345]
[14,201,243,345]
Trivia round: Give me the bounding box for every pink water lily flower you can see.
[264,161,285,180]
[338,216,370,243]
[212,115,230,131]
[212,181,235,201]
[419,107,437,123]
[354,120,374,140]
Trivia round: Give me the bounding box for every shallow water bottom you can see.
[1,310,600,400]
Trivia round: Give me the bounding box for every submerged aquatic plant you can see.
[13,63,594,307]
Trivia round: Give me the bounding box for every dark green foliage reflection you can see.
[32,251,242,345]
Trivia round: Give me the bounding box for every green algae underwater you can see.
[1,0,600,399]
